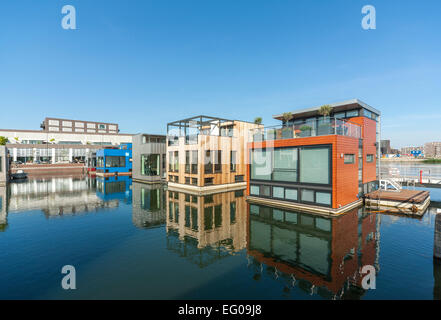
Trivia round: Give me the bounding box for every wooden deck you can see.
[365,189,430,204]
[365,189,431,216]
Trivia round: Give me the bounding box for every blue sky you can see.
[0,0,440,148]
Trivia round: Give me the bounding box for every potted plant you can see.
[317,104,333,135]
[0,136,8,145]
[254,117,263,125]
[299,125,312,137]
[14,137,19,144]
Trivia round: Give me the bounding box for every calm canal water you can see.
[0,173,440,300]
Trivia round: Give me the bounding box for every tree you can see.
[254,117,263,125]
[0,136,8,145]
[282,112,293,126]
[318,105,332,119]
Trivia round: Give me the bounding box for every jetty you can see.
[365,189,430,216]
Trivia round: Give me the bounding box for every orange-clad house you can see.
[247,99,380,214]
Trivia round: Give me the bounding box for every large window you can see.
[299,147,330,184]
[214,151,222,173]
[367,154,374,163]
[97,156,104,168]
[141,154,160,176]
[204,150,213,174]
[251,149,272,180]
[185,150,198,174]
[273,148,297,182]
[106,156,125,168]
[230,151,237,172]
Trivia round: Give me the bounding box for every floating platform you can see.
[365,189,430,216]
[94,172,132,178]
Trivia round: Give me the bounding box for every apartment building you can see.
[247,99,380,214]
[166,116,261,193]
[424,142,441,158]
[0,117,132,164]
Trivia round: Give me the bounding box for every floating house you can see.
[132,134,167,184]
[166,116,261,194]
[0,146,9,186]
[96,143,132,177]
[247,99,381,214]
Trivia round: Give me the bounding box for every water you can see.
[0,174,441,300]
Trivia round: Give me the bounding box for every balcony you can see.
[250,118,361,142]
[167,116,237,146]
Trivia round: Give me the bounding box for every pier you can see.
[365,189,430,216]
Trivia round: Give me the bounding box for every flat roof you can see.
[273,99,381,120]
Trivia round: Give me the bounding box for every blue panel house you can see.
[96,143,132,176]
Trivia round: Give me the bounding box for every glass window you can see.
[230,151,237,172]
[105,156,125,168]
[285,189,298,201]
[0,156,2,172]
[204,150,213,174]
[191,151,198,174]
[141,154,160,176]
[261,185,271,197]
[251,149,271,180]
[364,109,372,119]
[273,147,297,182]
[300,147,330,184]
[301,189,315,202]
[285,212,298,224]
[273,186,284,199]
[316,192,331,205]
[273,209,284,221]
[250,185,260,195]
[367,154,374,163]
[346,110,359,117]
[97,157,104,167]
[344,154,355,164]
[214,151,222,173]
[334,112,346,119]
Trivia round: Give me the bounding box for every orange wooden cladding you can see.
[348,117,377,183]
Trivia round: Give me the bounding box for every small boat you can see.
[11,170,28,180]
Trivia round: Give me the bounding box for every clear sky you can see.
[0,0,440,148]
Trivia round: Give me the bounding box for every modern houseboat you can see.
[247,99,381,214]
[96,143,132,177]
[166,116,261,194]
[132,134,167,184]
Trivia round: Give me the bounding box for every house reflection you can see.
[96,176,132,204]
[131,182,166,229]
[1,176,122,225]
[166,189,247,267]
[247,204,380,299]
[0,186,8,232]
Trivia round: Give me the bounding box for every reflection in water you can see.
[247,204,380,299]
[132,182,166,229]
[96,176,132,204]
[166,189,247,267]
[3,175,441,299]
[7,176,120,217]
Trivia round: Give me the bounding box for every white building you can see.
[0,117,133,164]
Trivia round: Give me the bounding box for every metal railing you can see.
[249,118,361,142]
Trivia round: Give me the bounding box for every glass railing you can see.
[168,129,237,146]
[250,118,361,142]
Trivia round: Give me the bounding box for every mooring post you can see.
[435,213,441,260]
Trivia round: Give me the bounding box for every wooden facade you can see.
[167,118,260,193]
